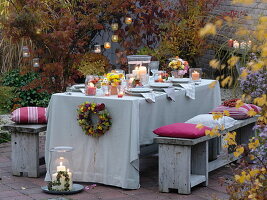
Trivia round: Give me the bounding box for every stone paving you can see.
[0,141,232,200]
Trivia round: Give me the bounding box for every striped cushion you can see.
[209,104,253,120]
[11,107,47,124]
[249,104,262,113]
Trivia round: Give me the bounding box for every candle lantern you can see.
[102,85,111,96]
[85,75,98,96]
[111,35,119,42]
[228,39,233,47]
[127,55,151,79]
[36,28,42,35]
[48,146,74,191]
[94,45,101,53]
[125,17,133,25]
[104,42,111,49]
[189,68,202,83]
[154,71,166,82]
[22,46,30,58]
[117,85,125,98]
[111,23,119,31]
[32,58,40,68]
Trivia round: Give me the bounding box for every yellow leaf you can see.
[209,59,220,69]
[261,46,267,57]
[247,109,257,117]
[208,81,217,89]
[236,100,244,108]
[196,124,204,130]
[199,23,216,37]
[234,146,244,157]
[254,94,267,106]
[249,169,260,177]
[227,56,240,67]
[223,110,230,116]
[221,76,231,87]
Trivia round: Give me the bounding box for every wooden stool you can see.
[3,124,47,177]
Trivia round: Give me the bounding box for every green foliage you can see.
[0,86,15,113]
[0,130,11,144]
[1,69,51,109]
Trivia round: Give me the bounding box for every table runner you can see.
[45,79,221,189]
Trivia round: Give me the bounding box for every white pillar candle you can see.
[139,66,147,76]
[57,162,66,172]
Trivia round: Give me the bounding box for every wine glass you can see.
[149,61,159,77]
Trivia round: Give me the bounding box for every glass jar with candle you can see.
[85,75,99,96]
[189,68,202,83]
[48,146,74,191]
[22,46,30,58]
[32,58,40,68]
[127,55,151,77]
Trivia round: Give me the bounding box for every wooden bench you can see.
[154,117,257,194]
[2,124,47,178]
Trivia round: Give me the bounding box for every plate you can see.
[73,84,85,89]
[171,78,190,83]
[127,88,152,93]
[125,91,143,96]
[149,82,173,88]
[41,184,84,195]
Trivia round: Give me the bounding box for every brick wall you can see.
[198,0,267,77]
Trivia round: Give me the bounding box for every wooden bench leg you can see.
[192,141,208,187]
[11,132,39,177]
[159,144,191,194]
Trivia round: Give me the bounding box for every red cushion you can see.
[11,107,47,124]
[153,123,212,139]
[209,104,253,120]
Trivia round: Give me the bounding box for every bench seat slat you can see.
[3,124,47,134]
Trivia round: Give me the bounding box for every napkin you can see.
[179,83,195,99]
[163,88,176,102]
[141,93,156,103]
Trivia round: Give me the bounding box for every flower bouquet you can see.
[104,71,125,94]
[168,57,190,78]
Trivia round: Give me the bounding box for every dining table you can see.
[45,79,221,189]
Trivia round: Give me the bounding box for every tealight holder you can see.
[102,85,111,96]
[22,46,30,58]
[111,23,119,31]
[48,146,74,191]
[117,85,125,98]
[125,17,132,25]
[32,58,40,68]
[111,35,119,42]
[154,71,166,82]
[85,75,98,96]
[104,42,111,49]
[189,68,202,82]
[94,45,101,53]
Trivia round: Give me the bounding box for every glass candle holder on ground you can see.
[189,68,202,82]
[117,85,125,98]
[32,58,40,68]
[22,46,30,58]
[102,85,111,96]
[48,146,74,191]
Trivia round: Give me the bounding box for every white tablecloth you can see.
[45,79,221,189]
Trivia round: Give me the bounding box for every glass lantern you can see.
[189,68,202,82]
[22,46,30,58]
[32,58,40,68]
[94,45,101,53]
[85,75,99,96]
[48,146,74,191]
[127,55,151,79]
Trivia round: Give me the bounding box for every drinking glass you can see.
[149,61,159,76]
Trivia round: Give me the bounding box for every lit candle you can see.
[240,42,247,49]
[94,45,101,53]
[36,28,42,35]
[118,92,124,98]
[104,42,111,49]
[132,67,140,79]
[247,40,252,48]
[57,162,66,172]
[51,168,73,191]
[86,82,96,96]
[32,58,40,68]
[157,75,163,82]
[233,40,239,48]
[125,17,132,25]
[228,39,233,47]
[22,46,30,58]
[192,71,200,80]
[111,35,119,42]
[111,23,119,31]
[139,66,147,76]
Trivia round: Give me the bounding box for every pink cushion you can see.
[209,104,253,120]
[11,107,47,124]
[249,104,262,113]
[153,123,212,139]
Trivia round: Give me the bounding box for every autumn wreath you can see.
[77,102,112,137]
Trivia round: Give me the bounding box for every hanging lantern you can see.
[94,45,101,53]
[111,23,119,31]
[36,28,42,35]
[32,58,40,68]
[125,17,132,25]
[111,35,119,42]
[22,46,30,58]
[104,42,111,49]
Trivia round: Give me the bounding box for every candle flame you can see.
[89,82,94,87]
